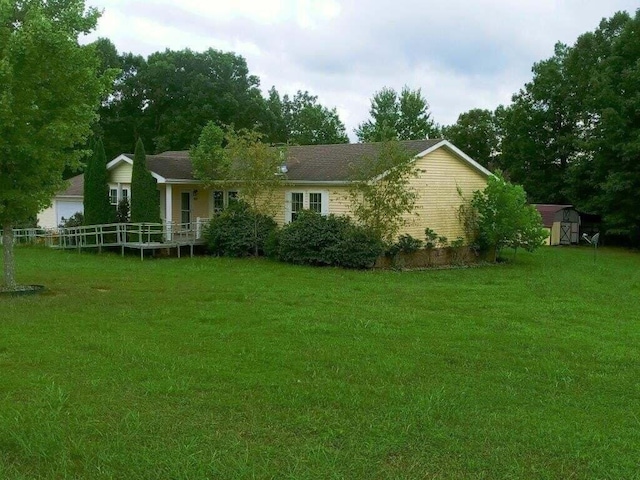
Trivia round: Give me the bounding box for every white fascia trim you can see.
[106,154,132,170]
[163,179,205,185]
[282,180,351,186]
[55,195,83,200]
[106,154,167,183]
[415,140,494,177]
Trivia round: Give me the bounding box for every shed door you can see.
[560,223,572,245]
[571,223,579,244]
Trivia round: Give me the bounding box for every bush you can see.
[425,228,439,248]
[205,201,277,257]
[275,211,383,269]
[387,234,424,256]
[59,212,84,228]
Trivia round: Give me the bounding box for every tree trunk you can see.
[2,223,16,289]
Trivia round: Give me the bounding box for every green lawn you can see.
[1,246,639,479]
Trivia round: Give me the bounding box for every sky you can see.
[86,0,638,140]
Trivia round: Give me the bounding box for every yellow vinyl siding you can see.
[170,186,209,224]
[110,163,133,183]
[402,148,488,241]
[327,187,352,218]
[269,186,353,225]
[266,149,488,241]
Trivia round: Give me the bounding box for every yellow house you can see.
[39,139,492,241]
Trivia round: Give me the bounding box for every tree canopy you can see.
[277,90,348,145]
[0,0,111,288]
[356,87,439,142]
[93,45,350,159]
[442,109,499,168]
[448,10,640,243]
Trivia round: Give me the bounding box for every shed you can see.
[534,204,581,246]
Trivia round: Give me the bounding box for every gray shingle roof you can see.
[283,139,442,182]
[60,174,84,196]
[125,151,194,180]
[130,139,443,183]
[60,139,453,196]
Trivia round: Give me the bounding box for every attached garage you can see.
[37,175,84,229]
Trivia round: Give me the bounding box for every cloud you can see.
[89,0,639,139]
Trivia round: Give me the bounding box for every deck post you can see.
[165,220,173,242]
[165,185,173,241]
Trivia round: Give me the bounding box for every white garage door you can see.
[56,200,84,226]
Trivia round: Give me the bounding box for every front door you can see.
[181,192,191,225]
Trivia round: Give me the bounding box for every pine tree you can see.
[83,138,114,225]
[130,138,160,223]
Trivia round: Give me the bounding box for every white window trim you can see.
[210,189,241,215]
[285,190,329,223]
[181,191,192,225]
[109,184,130,205]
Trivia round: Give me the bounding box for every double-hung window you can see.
[290,192,304,221]
[109,186,129,206]
[211,190,240,215]
[212,191,224,215]
[286,190,329,222]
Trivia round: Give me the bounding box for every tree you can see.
[493,10,640,243]
[563,11,640,241]
[284,91,348,145]
[96,47,268,157]
[191,124,285,255]
[355,86,439,142]
[496,43,579,204]
[261,88,349,145]
[469,172,546,261]
[142,48,266,153]
[348,140,419,244]
[83,138,114,225]
[96,49,149,160]
[442,109,499,168]
[261,86,288,144]
[130,139,160,224]
[0,0,111,289]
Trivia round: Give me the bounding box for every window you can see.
[290,192,304,221]
[286,191,328,222]
[309,193,323,213]
[213,191,224,214]
[211,190,240,215]
[181,192,191,224]
[109,186,130,206]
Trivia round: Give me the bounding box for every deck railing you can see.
[1,228,57,246]
[6,218,211,249]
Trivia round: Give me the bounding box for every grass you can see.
[1,246,639,479]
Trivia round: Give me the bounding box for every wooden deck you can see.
[8,220,209,259]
